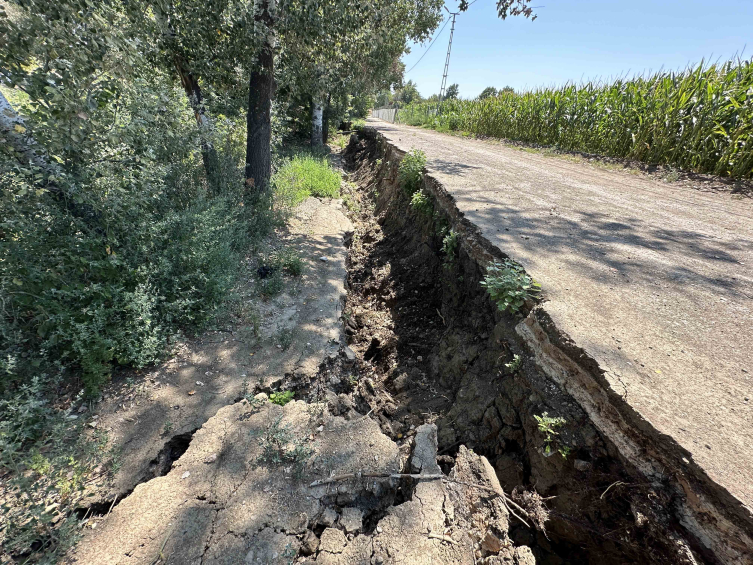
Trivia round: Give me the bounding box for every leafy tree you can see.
[395,80,423,106]
[501,85,515,93]
[445,83,460,100]
[478,86,498,99]
[460,0,537,19]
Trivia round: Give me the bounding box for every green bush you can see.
[481,259,541,314]
[273,153,341,206]
[0,76,277,398]
[410,189,433,217]
[398,149,426,196]
[0,378,111,562]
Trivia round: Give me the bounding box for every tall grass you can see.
[273,153,341,206]
[398,59,753,178]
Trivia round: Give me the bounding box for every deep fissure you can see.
[336,130,711,564]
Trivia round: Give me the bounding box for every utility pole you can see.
[437,9,458,113]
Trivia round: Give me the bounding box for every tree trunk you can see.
[322,93,332,143]
[311,98,324,146]
[245,0,275,194]
[175,60,220,190]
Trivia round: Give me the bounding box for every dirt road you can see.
[367,118,753,511]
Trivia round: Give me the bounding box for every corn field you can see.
[397,59,753,178]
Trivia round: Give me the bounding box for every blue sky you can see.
[402,0,753,98]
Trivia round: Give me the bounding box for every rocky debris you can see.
[72,392,536,565]
[71,398,398,564]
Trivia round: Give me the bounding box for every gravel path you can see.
[367,118,753,510]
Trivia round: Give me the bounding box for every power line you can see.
[405,17,451,74]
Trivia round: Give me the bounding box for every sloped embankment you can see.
[342,127,752,564]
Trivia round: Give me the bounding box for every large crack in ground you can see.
[337,131,712,564]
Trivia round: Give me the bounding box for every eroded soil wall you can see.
[341,128,751,564]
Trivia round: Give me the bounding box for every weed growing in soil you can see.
[255,416,312,476]
[534,411,567,456]
[505,354,522,373]
[481,259,541,314]
[410,189,433,217]
[398,149,426,196]
[273,153,341,207]
[271,247,303,276]
[270,390,294,405]
[441,229,459,267]
[274,326,294,350]
[260,270,284,297]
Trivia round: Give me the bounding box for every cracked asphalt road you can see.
[367,118,753,511]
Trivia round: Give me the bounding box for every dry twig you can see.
[428,533,457,544]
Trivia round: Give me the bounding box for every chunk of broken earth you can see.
[320,528,346,553]
[188,390,196,396]
[481,531,505,553]
[340,507,363,533]
[300,530,319,555]
[574,459,591,472]
[203,453,218,464]
[343,345,356,363]
[319,507,338,527]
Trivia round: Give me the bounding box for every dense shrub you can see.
[0,75,278,397]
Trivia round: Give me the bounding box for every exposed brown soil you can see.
[336,132,714,564]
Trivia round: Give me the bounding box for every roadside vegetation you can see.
[273,153,341,206]
[398,59,753,178]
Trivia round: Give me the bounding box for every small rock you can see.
[417,355,423,362]
[319,256,329,262]
[376,526,383,534]
[195,381,205,386]
[317,425,324,432]
[203,453,218,464]
[66,415,79,420]
[181,471,190,479]
[300,530,319,555]
[573,459,591,472]
[77,405,88,413]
